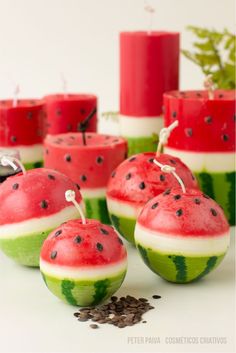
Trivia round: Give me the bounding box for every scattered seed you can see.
[96,156,103,164]
[48,174,55,180]
[139,182,145,190]
[40,200,48,209]
[118,237,123,245]
[96,243,103,252]
[74,235,82,243]
[111,171,116,178]
[194,198,201,204]
[81,175,87,182]
[204,116,212,124]
[76,184,80,190]
[176,208,183,217]
[174,194,181,200]
[129,157,136,162]
[172,111,177,118]
[163,188,171,196]
[27,111,33,119]
[169,159,176,164]
[222,134,229,142]
[65,154,71,162]
[151,202,159,209]
[185,128,193,137]
[126,173,131,180]
[50,251,57,259]
[210,208,217,216]
[55,230,62,237]
[149,158,154,163]
[100,228,109,235]
[12,183,19,190]
[11,136,17,143]
[160,174,165,182]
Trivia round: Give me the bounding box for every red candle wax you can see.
[44,94,97,134]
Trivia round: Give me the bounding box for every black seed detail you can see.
[65,154,71,162]
[67,123,72,131]
[222,134,229,141]
[81,175,87,182]
[219,94,224,98]
[151,202,159,209]
[196,92,202,97]
[163,188,171,195]
[11,136,17,143]
[203,194,210,199]
[176,209,183,217]
[12,183,19,190]
[210,208,217,216]
[96,156,103,164]
[74,235,82,243]
[185,128,193,137]
[96,243,103,252]
[160,174,165,182]
[76,184,80,190]
[40,200,48,209]
[118,237,123,245]
[172,111,177,118]
[100,228,109,235]
[27,111,33,119]
[194,198,201,204]
[113,139,119,143]
[51,251,57,259]
[55,230,62,237]
[70,135,75,140]
[56,109,62,116]
[149,158,154,163]
[126,173,131,180]
[169,159,176,165]
[45,149,49,155]
[204,116,212,124]
[80,108,86,115]
[48,174,55,180]
[139,182,145,190]
[174,194,181,200]
[191,173,195,180]
[111,171,116,178]
[129,157,136,162]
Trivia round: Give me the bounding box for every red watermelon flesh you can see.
[44,133,128,189]
[163,90,235,152]
[40,219,127,267]
[138,187,229,236]
[0,168,82,225]
[0,99,45,146]
[107,152,198,204]
[44,94,97,134]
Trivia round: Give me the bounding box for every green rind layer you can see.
[110,214,136,244]
[24,161,43,170]
[0,228,53,267]
[41,270,127,306]
[136,243,226,283]
[195,170,235,225]
[84,197,111,224]
[124,136,158,156]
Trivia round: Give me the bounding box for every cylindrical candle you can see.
[44,94,97,134]
[120,31,179,155]
[163,89,235,225]
[0,99,45,169]
[44,133,127,223]
[0,149,21,182]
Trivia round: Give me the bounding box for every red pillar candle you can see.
[44,94,97,134]
[44,133,128,223]
[120,31,179,155]
[163,89,235,225]
[0,99,45,169]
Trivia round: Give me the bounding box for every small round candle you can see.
[44,133,128,223]
[44,94,97,134]
[163,89,235,225]
[0,99,45,169]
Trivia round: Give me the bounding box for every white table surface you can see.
[0,229,235,353]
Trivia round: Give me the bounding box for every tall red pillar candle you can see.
[0,99,45,169]
[44,94,97,134]
[120,31,179,155]
[44,133,127,224]
[164,89,235,225]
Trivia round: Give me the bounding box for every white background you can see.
[0,0,235,113]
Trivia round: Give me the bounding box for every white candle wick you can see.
[13,84,20,108]
[203,74,214,100]
[65,190,86,224]
[144,2,155,34]
[157,120,179,154]
[153,159,186,193]
[60,72,68,99]
[0,156,26,175]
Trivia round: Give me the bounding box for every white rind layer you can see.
[0,144,43,163]
[81,187,106,199]
[0,204,85,239]
[107,196,142,219]
[134,223,230,256]
[119,115,163,138]
[40,258,128,280]
[164,147,235,173]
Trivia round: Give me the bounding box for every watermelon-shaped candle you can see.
[163,89,235,225]
[0,157,82,267]
[0,99,45,169]
[120,31,179,155]
[44,133,127,224]
[40,190,127,307]
[44,94,97,134]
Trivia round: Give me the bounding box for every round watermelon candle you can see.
[40,190,127,307]
[120,31,179,155]
[163,89,235,225]
[0,157,83,267]
[0,99,45,169]
[44,94,97,134]
[44,133,127,223]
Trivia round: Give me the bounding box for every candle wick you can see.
[157,120,179,154]
[13,84,20,108]
[203,74,214,100]
[65,190,86,224]
[144,2,155,34]
[0,156,26,175]
[153,159,186,193]
[60,72,68,99]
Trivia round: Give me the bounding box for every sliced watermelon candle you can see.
[44,133,127,223]
[40,190,127,307]
[120,31,179,155]
[44,94,97,134]
[0,158,83,267]
[0,99,45,169]
[163,89,235,225]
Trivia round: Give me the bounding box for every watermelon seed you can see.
[96,243,103,252]
[70,136,75,139]
[160,174,165,182]
[151,202,159,209]
[163,188,171,195]
[56,109,62,116]
[149,158,154,163]
[12,183,19,190]
[174,194,181,200]
[67,123,72,131]
[185,128,193,137]
[50,251,57,259]
[169,159,176,165]
[81,175,87,182]
[203,194,210,199]
[80,108,86,115]
[48,174,55,180]
[87,135,92,139]
[74,235,82,243]
[118,237,123,245]
[210,208,217,216]
[139,182,145,190]
[100,228,109,235]
[96,156,104,164]
[65,154,71,162]
[10,136,17,143]
[76,184,80,190]
[126,173,131,180]
[129,157,136,162]
[218,94,224,98]
[176,209,183,217]
[45,149,49,155]
[111,171,116,178]
[191,173,195,180]
[196,92,202,97]
[113,139,119,143]
[40,200,48,209]
[204,116,212,124]
[172,111,177,118]
[55,230,62,237]
[27,111,33,119]
[194,198,201,204]
[222,134,229,142]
